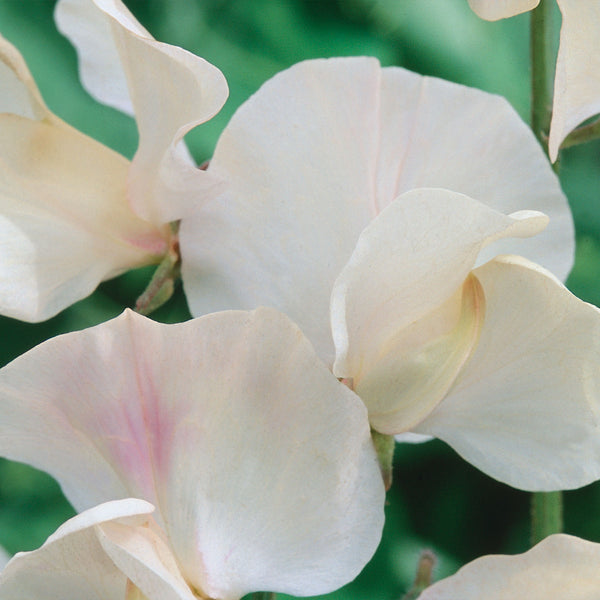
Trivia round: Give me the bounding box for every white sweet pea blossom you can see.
[468,0,600,161]
[0,0,227,322]
[180,57,600,492]
[0,308,384,600]
[419,534,600,599]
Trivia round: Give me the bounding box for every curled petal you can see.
[355,274,485,433]
[331,189,546,432]
[0,35,167,322]
[420,534,600,599]
[0,499,154,600]
[97,521,197,600]
[0,308,384,600]
[0,34,47,120]
[181,57,572,364]
[55,0,229,223]
[548,1,600,161]
[467,0,539,21]
[416,255,600,491]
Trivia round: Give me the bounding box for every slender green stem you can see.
[134,223,181,316]
[531,491,563,545]
[529,0,563,545]
[248,593,276,600]
[530,0,554,151]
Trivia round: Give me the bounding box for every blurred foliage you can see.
[0,1,599,598]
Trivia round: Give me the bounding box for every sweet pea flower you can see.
[0,0,227,322]
[419,534,600,599]
[180,57,600,492]
[468,0,600,161]
[0,308,385,600]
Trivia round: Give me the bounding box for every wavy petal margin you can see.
[0,308,384,600]
[55,0,229,223]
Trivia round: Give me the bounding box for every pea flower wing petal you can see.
[415,255,600,491]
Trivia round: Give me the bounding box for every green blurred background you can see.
[0,1,599,598]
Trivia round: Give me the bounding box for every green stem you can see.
[134,223,181,316]
[530,0,563,544]
[530,0,554,151]
[530,490,563,545]
[248,593,276,600]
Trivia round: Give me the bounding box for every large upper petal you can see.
[0,308,384,600]
[416,255,600,491]
[55,0,229,224]
[0,499,157,600]
[419,534,600,599]
[467,0,539,21]
[181,57,573,365]
[548,0,600,161]
[331,188,547,433]
[0,35,168,322]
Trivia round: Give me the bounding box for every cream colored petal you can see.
[55,0,229,224]
[330,189,547,433]
[467,0,539,21]
[181,58,572,366]
[0,35,168,322]
[0,308,384,600]
[0,113,168,322]
[0,34,48,120]
[420,534,600,599]
[416,255,600,491]
[355,275,486,434]
[548,1,600,161]
[0,499,154,600]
